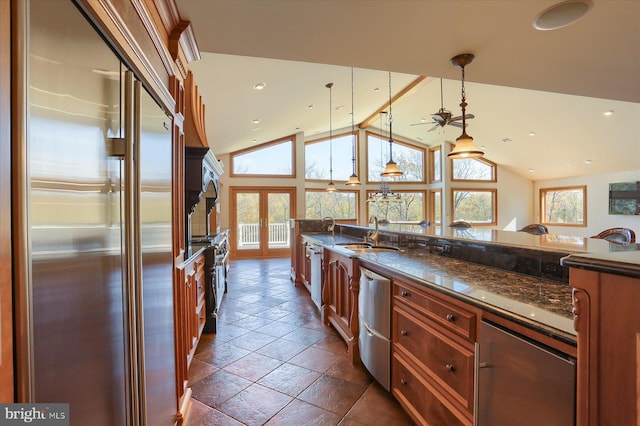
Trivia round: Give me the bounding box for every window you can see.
[540,186,587,226]
[366,132,425,183]
[451,188,497,225]
[305,189,358,220]
[367,190,426,223]
[231,136,295,177]
[451,156,497,182]
[429,189,442,225]
[305,132,356,181]
[429,146,441,183]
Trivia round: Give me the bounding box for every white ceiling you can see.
[176,0,640,181]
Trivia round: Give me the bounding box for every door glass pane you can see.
[267,193,290,249]
[236,192,260,250]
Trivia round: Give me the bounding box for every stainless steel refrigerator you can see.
[24,1,177,424]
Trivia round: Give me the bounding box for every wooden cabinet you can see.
[322,248,360,363]
[392,278,479,426]
[177,251,206,384]
[570,267,640,426]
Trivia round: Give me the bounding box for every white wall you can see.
[534,169,640,238]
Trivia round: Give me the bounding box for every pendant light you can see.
[448,53,484,159]
[346,67,361,186]
[381,72,403,177]
[325,82,336,192]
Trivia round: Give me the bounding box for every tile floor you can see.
[187,257,413,426]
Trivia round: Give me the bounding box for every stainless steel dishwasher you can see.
[477,321,576,426]
[358,267,391,391]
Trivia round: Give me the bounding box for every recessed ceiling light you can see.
[336,105,344,111]
[529,132,536,137]
[528,168,535,172]
[253,82,266,90]
[420,118,427,122]
[307,104,315,109]
[251,139,257,144]
[480,146,487,150]
[603,110,614,116]
[373,88,380,93]
[533,0,592,31]
[502,138,511,143]
[584,159,592,164]
[252,118,261,124]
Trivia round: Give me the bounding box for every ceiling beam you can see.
[358,76,428,129]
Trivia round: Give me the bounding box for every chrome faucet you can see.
[367,215,379,246]
[323,216,335,237]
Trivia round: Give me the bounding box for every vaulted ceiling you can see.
[176,0,640,181]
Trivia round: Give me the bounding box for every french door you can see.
[230,187,296,258]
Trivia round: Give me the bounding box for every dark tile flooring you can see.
[187,257,413,426]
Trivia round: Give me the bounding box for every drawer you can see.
[393,306,475,413]
[394,281,477,341]
[392,352,470,426]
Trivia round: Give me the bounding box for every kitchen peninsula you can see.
[290,219,640,426]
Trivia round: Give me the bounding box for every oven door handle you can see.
[215,251,229,267]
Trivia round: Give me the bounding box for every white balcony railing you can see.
[238,222,290,249]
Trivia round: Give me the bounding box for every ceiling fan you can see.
[410,79,475,132]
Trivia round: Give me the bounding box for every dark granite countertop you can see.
[561,250,640,279]
[303,232,576,345]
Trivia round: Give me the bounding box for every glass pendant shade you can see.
[346,174,361,186]
[381,159,402,176]
[326,181,336,192]
[448,132,484,159]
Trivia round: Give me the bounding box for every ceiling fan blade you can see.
[427,124,441,132]
[449,113,475,122]
[448,121,463,128]
[431,114,446,123]
[410,121,436,126]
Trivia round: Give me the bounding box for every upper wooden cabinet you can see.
[184,71,209,148]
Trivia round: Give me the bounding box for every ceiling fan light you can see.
[448,134,484,159]
[346,174,361,186]
[326,181,337,192]
[381,160,403,177]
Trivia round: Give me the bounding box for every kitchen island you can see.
[290,219,640,425]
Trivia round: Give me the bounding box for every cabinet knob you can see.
[400,330,408,336]
[400,378,407,385]
[400,290,410,297]
[445,364,456,372]
[446,313,456,322]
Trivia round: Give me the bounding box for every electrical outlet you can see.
[442,244,452,254]
[542,262,561,274]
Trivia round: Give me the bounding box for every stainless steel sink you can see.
[337,242,372,249]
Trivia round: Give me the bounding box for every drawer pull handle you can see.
[400,330,408,336]
[445,364,456,372]
[400,378,407,385]
[400,290,410,297]
[446,313,456,322]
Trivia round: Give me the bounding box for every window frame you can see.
[428,188,442,226]
[230,135,296,178]
[450,150,498,183]
[304,131,358,182]
[428,145,442,183]
[450,187,498,226]
[539,185,587,227]
[365,189,427,224]
[365,131,426,184]
[304,188,360,221]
